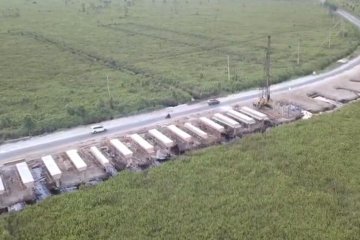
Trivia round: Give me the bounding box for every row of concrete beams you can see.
[1,106,268,191]
[1,161,39,192]
[226,110,256,125]
[40,148,109,184]
[199,107,268,132]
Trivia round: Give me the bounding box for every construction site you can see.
[1,35,360,214]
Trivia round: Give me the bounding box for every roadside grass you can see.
[1,100,360,239]
[329,0,360,16]
[1,0,359,141]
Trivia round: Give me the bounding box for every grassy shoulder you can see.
[1,102,360,239]
[328,0,360,16]
[0,0,360,141]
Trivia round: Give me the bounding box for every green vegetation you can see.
[1,101,360,239]
[1,0,359,141]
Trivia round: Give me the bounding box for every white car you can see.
[91,125,106,134]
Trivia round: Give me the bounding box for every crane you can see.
[254,35,272,109]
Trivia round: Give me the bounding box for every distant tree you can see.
[75,106,87,117]
[323,0,338,11]
[81,3,86,12]
[65,105,74,116]
[23,115,36,136]
[0,229,13,240]
[103,0,112,8]
[124,5,129,17]
[109,97,114,109]
[0,117,12,128]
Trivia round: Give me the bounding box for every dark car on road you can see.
[207,99,220,106]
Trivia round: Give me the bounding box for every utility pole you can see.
[341,19,345,37]
[297,38,300,65]
[227,55,230,81]
[106,75,112,99]
[264,35,271,101]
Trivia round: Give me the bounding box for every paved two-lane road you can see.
[1,8,360,164]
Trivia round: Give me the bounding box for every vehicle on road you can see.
[165,113,172,119]
[207,99,220,106]
[91,125,106,134]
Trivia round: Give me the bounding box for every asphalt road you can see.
[1,8,360,163]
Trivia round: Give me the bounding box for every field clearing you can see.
[1,100,360,239]
[0,0,359,141]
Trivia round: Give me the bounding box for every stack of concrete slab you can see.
[273,92,334,113]
[0,176,5,195]
[42,155,62,181]
[148,129,175,148]
[130,134,155,154]
[90,146,111,168]
[167,125,192,143]
[16,162,35,188]
[212,113,241,129]
[313,87,357,103]
[226,109,256,125]
[239,106,269,121]
[110,139,133,158]
[66,150,87,172]
[184,123,208,140]
[199,117,225,133]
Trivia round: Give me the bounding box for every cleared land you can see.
[1,100,360,239]
[1,0,360,141]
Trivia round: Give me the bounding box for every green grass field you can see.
[1,101,360,240]
[1,0,359,141]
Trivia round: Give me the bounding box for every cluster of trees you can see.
[78,0,135,17]
[324,0,338,11]
[0,100,114,142]
[340,0,360,15]
[326,0,360,16]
